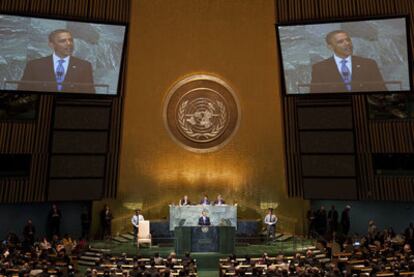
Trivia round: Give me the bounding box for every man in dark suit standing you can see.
[47,203,62,238]
[405,222,414,249]
[328,205,339,236]
[198,210,211,226]
[100,204,113,240]
[23,219,36,247]
[310,30,387,93]
[19,29,95,93]
[340,205,351,236]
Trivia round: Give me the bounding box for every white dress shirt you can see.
[53,53,70,78]
[264,214,278,225]
[333,54,352,76]
[131,214,144,228]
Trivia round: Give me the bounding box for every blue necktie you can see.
[56,59,65,91]
[340,59,351,91]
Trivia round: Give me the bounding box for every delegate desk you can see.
[170,205,237,254]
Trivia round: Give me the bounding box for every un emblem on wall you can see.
[164,74,240,152]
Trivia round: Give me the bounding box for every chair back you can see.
[138,220,150,238]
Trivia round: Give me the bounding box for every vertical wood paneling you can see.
[28,0,49,14]
[352,96,372,199]
[283,97,302,198]
[275,0,287,22]
[369,121,414,153]
[373,177,414,201]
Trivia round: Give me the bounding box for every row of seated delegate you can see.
[0,250,76,277]
[219,243,414,276]
[85,253,197,277]
[0,233,86,276]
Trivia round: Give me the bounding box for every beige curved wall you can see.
[101,0,308,235]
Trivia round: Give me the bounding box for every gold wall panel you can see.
[110,0,308,235]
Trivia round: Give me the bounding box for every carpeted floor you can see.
[198,270,219,277]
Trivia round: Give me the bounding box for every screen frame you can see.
[275,14,413,97]
[0,12,129,97]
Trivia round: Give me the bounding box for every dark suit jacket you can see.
[18,55,95,93]
[310,55,387,93]
[198,216,211,226]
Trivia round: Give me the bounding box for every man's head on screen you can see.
[325,30,353,59]
[48,29,74,58]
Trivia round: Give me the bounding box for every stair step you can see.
[112,236,129,243]
[80,255,101,262]
[88,247,111,253]
[78,260,97,266]
[84,251,103,257]
[276,234,293,241]
[120,233,134,240]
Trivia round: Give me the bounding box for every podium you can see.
[174,226,235,254]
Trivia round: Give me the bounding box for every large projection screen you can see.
[277,16,412,95]
[0,14,127,95]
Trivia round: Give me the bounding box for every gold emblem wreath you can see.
[178,100,227,141]
[201,226,210,233]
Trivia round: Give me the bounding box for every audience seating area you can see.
[3,220,414,276]
[220,239,414,276]
[84,251,197,276]
[0,244,77,276]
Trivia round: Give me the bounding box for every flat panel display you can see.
[276,16,412,95]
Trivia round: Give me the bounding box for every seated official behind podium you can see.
[213,194,225,205]
[179,195,191,206]
[200,194,210,205]
[310,30,387,93]
[18,29,95,93]
[198,211,211,226]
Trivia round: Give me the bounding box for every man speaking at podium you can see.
[18,29,95,93]
[310,30,387,93]
[198,210,211,226]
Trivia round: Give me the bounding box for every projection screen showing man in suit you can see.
[19,29,95,93]
[310,30,387,93]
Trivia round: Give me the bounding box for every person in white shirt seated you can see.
[131,209,144,244]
